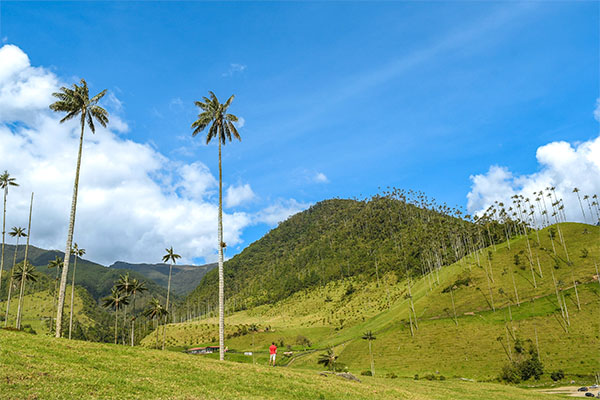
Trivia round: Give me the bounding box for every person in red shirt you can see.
[269,342,277,366]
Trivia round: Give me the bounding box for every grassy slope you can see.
[0,330,561,400]
[150,223,600,380]
[0,287,92,333]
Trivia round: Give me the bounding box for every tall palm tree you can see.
[116,273,134,345]
[191,91,241,361]
[11,261,38,328]
[128,278,147,346]
[4,226,26,327]
[249,323,259,364]
[102,287,130,344]
[0,171,18,295]
[50,79,109,338]
[68,243,85,340]
[15,192,33,330]
[362,330,377,376]
[144,298,167,349]
[48,256,63,332]
[161,247,181,350]
[572,188,586,223]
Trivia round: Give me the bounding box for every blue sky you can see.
[0,1,598,263]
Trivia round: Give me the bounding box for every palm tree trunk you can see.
[68,253,78,339]
[369,341,374,376]
[155,319,159,349]
[16,192,33,330]
[218,139,225,361]
[114,308,118,344]
[162,263,173,350]
[4,237,19,327]
[131,292,136,347]
[56,122,85,338]
[0,187,7,294]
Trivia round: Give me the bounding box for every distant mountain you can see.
[109,261,217,295]
[0,244,168,302]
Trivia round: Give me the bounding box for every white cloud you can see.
[594,98,600,122]
[222,63,247,77]
[225,183,256,208]
[467,134,600,224]
[255,199,311,226]
[314,172,329,183]
[0,45,257,265]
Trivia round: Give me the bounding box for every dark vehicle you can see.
[578,387,589,392]
[584,393,594,398]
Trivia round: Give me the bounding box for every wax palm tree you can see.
[48,256,63,331]
[572,188,586,223]
[362,330,377,376]
[160,247,180,350]
[102,287,130,344]
[4,226,26,327]
[68,243,85,339]
[15,192,33,330]
[128,278,147,346]
[50,79,109,338]
[317,348,338,371]
[144,298,167,349]
[0,171,18,295]
[191,91,241,361]
[116,272,134,344]
[249,323,259,364]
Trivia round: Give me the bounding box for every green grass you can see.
[0,330,565,399]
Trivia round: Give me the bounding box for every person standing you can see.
[269,342,277,367]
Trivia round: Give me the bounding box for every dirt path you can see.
[539,386,599,397]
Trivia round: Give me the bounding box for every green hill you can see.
[155,222,600,382]
[187,195,504,311]
[0,329,562,400]
[110,261,216,295]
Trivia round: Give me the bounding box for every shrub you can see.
[361,370,372,376]
[423,373,437,381]
[414,374,419,380]
[550,370,565,382]
[385,372,398,379]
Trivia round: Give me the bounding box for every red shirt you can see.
[269,345,277,355]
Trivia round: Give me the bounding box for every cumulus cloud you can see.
[467,135,600,224]
[225,183,256,208]
[0,45,267,265]
[594,98,600,122]
[254,199,311,226]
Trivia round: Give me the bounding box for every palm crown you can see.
[102,287,130,311]
[13,262,37,283]
[0,171,19,191]
[9,227,27,239]
[162,247,181,264]
[191,91,241,144]
[48,256,63,270]
[49,79,109,133]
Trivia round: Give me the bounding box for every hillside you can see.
[0,330,562,400]
[154,223,600,381]
[110,261,216,295]
[0,244,168,302]
[188,195,504,311]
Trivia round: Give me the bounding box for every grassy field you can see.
[0,330,567,400]
[150,223,600,381]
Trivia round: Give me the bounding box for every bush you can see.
[361,370,372,376]
[385,372,398,379]
[423,373,437,381]
[550,370,565,382]
[414,374,419,380]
